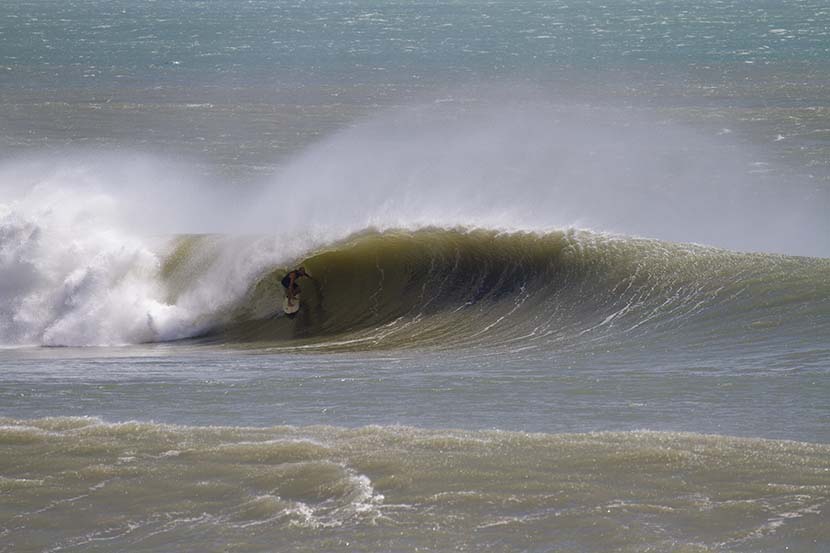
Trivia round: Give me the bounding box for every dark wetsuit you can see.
[282,271,302,291]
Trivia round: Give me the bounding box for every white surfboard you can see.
[283,294,301,315]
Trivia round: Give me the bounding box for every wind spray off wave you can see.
[252,100,829,256]
[1,101,827,347]
[0,154,289,346]
[5,4,830,552]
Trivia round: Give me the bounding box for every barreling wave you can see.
[182,227,829,352]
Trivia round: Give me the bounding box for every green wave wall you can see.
[173,228,829,351]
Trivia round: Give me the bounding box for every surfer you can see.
[281,267,310,305]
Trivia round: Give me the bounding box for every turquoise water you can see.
[4,1,830,89]
[1,1,829,551]
[3,0,830,172]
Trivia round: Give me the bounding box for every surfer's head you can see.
[297,267,307,276]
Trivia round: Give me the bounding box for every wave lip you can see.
[2,208,827,351]
[212,227,830,353]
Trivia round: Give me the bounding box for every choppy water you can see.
[1,1,829,551]
[3,418,829,553]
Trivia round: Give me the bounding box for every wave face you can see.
[2,95,828,349]
[0,140,827,350]
[2,200,827,352]
[206,228,829,355]
[2,417,828,553]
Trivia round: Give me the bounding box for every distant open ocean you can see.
[1,1,829,551]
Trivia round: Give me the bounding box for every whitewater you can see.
[1,1,829,551]
[2,102,827,348]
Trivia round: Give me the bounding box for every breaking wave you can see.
[196,227,828,352]
[2,100,828,349]
[2,203,828,349]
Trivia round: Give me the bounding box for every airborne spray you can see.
[0,98,826,346]
[250,99,827,255]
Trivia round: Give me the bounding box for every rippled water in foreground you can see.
[1,1,829,551]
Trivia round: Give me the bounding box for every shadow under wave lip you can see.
[175,227,830,354]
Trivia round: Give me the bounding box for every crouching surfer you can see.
[282,267,311,306]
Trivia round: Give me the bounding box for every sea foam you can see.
[1,100,825,346]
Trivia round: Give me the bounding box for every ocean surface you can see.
[1,1,829,551]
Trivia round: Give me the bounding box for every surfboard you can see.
[283,294,301,316]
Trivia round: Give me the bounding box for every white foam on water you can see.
[276,466,387,529]
[343,472,386,517]
[284,501,321,528]
[1,97,826,346]
[0,153,296,346]
[742,500,824,541]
